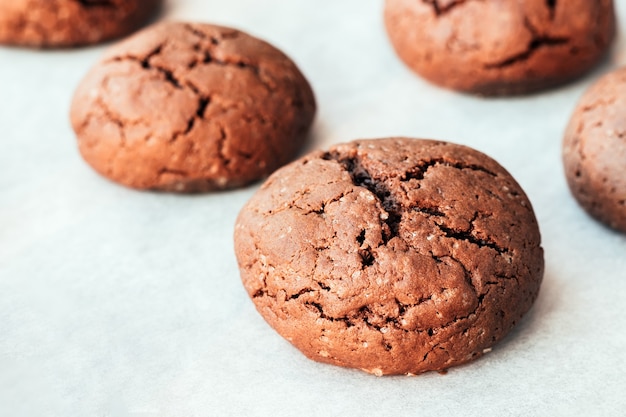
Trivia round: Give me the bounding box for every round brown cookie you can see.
[563,68,626,233]
[70,22,316,192]
[0,0,161,48]
[384,0,616,95]
[235,137,544,375]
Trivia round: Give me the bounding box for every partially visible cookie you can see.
[563,68,626,233]
[70,22,316,192]
[384,0,616,95]
[0,0,161,48]
[235,138,544,375]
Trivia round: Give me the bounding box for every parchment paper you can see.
[2,1,626,415]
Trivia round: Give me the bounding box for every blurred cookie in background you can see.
[384,0,616,95]
[0,0,162,48]
[70,21,316,192]
[563,67,626,233]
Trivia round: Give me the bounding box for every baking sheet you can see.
[1,0,626,415]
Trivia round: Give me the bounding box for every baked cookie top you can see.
[70,21,316,192]
[384,0,615,95]
[235,137,544,375]
[0,0,161,47]
[563,68,626,233]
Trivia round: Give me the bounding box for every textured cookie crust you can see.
[0,0,161,48]
[235,138,544,375]
[563,68,626,233]
[384,0,616,95]
[70,22,316,192]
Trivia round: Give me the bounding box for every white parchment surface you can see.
[1,1,626,415]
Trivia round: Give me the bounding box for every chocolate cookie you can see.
[0,0,161,48]
[384,0,616,95]
[70,22,316,192]
[235,138,544,375]
[563,68,626,233]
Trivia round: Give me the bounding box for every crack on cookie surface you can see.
[322,151,402,243]
[106,43,219,149]
[402,158,497,180]
[183,23,223,46]
[545,0,557,19]
[422,0,477,16]
[237,139,543,374]
[484,18,569,69]
[216,125,230,168]
[73,22,315,191]
[74,0,116,8]
[101,26,282,143]
[435,212,509,255]
[157,167,188,177]
[386,0,614,95]
[182,24,276,93]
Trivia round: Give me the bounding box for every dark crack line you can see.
[546,0,557,19]
[316,280,331,291]
[421,285,494,363]
[411,204,445,217]
[495,274,520,285]
[128,44,183,90]
[305,302,355,328]
[216,124,229,167]
[183,23,221,46]
[256,150,517,340]
[178,96,210,140]
[422,0,477,16]
[254,247,493,337]
[109,46,217,145]
[356,229,366,245]
[288,288,315,300]
[109,44,184,91]
[74,0,115,8]
[303,283,489,336]
[307,303,407,333]
[104,33,274,157]
[359,248,375,269]
[322,152,401,244]
[169,95,211,143]
[252,289,268,298]
[304,192,346,216]
[183,24,240,45]
[287,278,332,301]
[484,37,568,69]
[402,158,497,181]
[484,18,569,69]
[422,342,445,363]
[442,254,477,297]
[158,168,189,177]
[356,227,376,269]
[182,24,276,93]
[395,296,436,314]
[94,96,127,144]
[436,212,509,255]
[321,152,506,260]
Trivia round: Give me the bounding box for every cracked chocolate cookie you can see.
[0,0,161,48]
[235,137,544,375]
[563,68,626,233]
[70,22,316,192]
[384,0,616,95]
